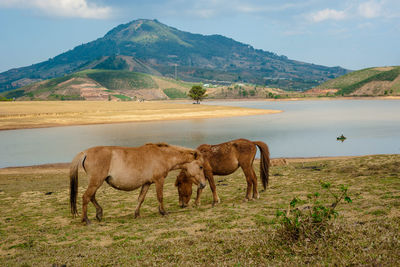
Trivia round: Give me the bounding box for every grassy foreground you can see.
[0,155,399,266]
[0,101,279,130]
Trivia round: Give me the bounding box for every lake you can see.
[1,99,399,168]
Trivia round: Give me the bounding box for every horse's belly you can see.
[106,174,148,191]
[212,160,239,175]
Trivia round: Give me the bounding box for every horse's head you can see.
[175,171,193,208]
[176,152,206,207]
[181,155,206,190]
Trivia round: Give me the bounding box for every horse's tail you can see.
[253,141,270,190]
[70,151,86,217]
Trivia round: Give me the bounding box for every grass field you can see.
[0,155,399,266]
[0,101,278,130]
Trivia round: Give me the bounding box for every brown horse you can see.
[70,143,206,225]
[175,138,270,207]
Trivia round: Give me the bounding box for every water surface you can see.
[1,99,399,168]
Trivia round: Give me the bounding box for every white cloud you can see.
[358,0,382,18]
[0,0,112,19]
[309,8,347,22]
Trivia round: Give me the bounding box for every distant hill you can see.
[2,69,196,101]
[308,66,400,96]
[0,19,348,93]
[1,68,293,101]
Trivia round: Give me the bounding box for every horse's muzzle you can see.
[199,183,206,189]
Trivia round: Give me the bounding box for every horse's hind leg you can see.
[134,183,151,218]
[81,177,103,225]
[241,165,255,201]
[91,193,103,222]
[250,167,259,199]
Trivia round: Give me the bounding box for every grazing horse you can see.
[70,143,206,225]
[175,138,270,207]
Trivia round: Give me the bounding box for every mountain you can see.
[307,66,400,96]
[0,19,348,93]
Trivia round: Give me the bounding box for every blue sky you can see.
[0,0,399,72]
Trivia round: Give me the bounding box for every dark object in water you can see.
[337,134,347,142]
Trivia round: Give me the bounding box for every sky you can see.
[0,0,399,73]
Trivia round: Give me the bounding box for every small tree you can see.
[188,85,207,104]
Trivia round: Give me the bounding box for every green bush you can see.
[276,181,352,242]
[0,96,12,101]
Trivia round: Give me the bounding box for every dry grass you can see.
[0,155,399,266]
[0,101,279,130]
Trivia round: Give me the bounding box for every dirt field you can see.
[0,101,280,131]
[0,155,399,266]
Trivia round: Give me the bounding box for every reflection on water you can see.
[1,99,400,167]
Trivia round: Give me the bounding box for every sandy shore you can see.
[0,101,280,131]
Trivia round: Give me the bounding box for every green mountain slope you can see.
[0,19,348,92]
[1,69,198,101]
[309,66,400,96]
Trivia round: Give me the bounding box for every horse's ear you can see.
[193,151,200,160]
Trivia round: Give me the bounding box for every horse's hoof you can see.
[82,218,91,225]
[134,211,140,218]
[96,212,103,222]
[159,207,167,216]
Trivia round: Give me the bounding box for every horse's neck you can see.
[167,152,190,170]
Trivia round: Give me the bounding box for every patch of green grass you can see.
[112,94,131,101]
[163,88,187,99]
[85,70,157,90]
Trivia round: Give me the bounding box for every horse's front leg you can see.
[204,163,220,206]
[135,183,151,218]
[155,177,167,216]
[194,187,203,206]
[206,172,220,206]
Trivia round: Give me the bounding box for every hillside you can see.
[2,69,193,101]
[308,66,400,96]
[0,19,348,93]
[1,68,293,101]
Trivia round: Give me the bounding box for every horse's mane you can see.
[145,142,170,147]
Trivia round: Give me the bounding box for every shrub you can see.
[276,181,352,242]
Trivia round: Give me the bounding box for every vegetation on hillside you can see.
[93,55,129,70]
[1,69,159,100]
[313,66,400,96]
[84,70,157,90]
[163,88,187,99]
